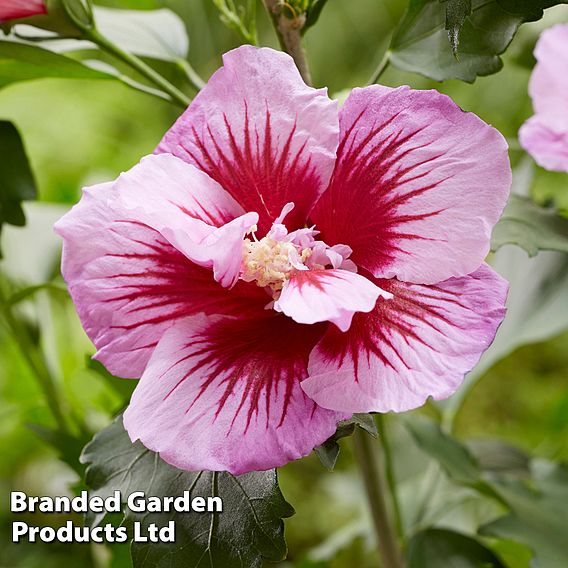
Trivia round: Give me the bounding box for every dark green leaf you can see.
[352,413,379,437]
[0,41,114,88]
[390,0,567,82]
[81,416,294,568]
[407,528,506,567]
[315,421,355,471]
[491,195,568,257]
[0,121,37,255]
[480,462,568,567]
[443,0,472,56]
[315,437,343,471]
[315,414,377,471]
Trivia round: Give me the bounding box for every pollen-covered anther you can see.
[242,236,310,292]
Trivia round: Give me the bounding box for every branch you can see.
[263,0,312,85]
[353,428,405,568]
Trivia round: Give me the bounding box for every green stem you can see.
[84,27,192,108]
[1,292,70,435]
[177,59,206,92]
[353,428,405,568]
[376,414,404,542]
[368,49,391,85]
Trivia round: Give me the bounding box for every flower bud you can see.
[280,0,310,19]
[0,0,92,37]
[0,0,47,22]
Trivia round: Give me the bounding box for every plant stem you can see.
[353,428,405,568]
[84,27,192,108]
[1,292,70,434]
[368,49,391,85]
[178,59,206,92]
[263,0,312,85]
[376,414,404,542]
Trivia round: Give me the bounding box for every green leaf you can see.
[315,414,377,471]
[315,437,344,471]
[0,121,37,255]
[93,7,189,61]
[352,413,379,437]
[491,195,568,257]
[467,440,530,477]
[9,7,189,61]
[0,41,114,88]
[406,418,480,485]
[81,416,294,568]
[480,462,568,567]
[407,528,506,567]
[443,0,472,56]
[390,0,567,82]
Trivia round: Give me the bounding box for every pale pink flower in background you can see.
[55,46,510,474]
[520,24,568,172]
[0,0,46,22]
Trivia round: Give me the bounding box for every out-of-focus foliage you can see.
[407,528,505,567]
[0,0,567,567]
[0,41,113,87]
[492,194,568,256]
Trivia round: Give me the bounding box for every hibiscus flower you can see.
[55,46,510,474]
[520,24,568,172]
[0,0,46,22]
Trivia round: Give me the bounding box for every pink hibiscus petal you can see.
[519,117,568,173]
[302,264,508,413]
[275,269,391,331]
[519,24,568,172]
[0,0,46,21]
[174,212,259,288]
[113,153,258,287]
[123,314,348,474]
[156,45,339,234]
[55,181,268,378]
[311,86,511,285]
[527,24,568,130]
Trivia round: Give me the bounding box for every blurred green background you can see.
[1,1,567,567]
